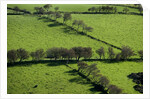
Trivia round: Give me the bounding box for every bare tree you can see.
[96,47,105,59]
[54,7,59,12]
[115,53,121,61]
[98,76,110,87]
[108,85,122,94]
[54,12,62,20]
[30,49,45,61]
[121,46,134,60]
[7,50,18,63]
[86,63,98,77]
[17,48,29,62]
[77,62,88,72]
[77,20,84,30]
[108,47,115,59]
[63,13,72,24]
[72,20,78,27]
[13,6,20,14]
[43,4,52,11]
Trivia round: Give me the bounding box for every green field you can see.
[70,61,143,94]
[8,4,140,13]
[7,4,143,94]
[8,62,100,94]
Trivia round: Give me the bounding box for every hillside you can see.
[7,4,143,94]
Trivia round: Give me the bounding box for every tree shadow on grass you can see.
[48,22,63,27]
[61,26,122,50]
[69,76,91,85]
[61,27,78,35]
[89,84,107,94]
[83,58,143,64]
[47,60,66,67]
[7,60,78,67]
[65,69,107,94]
[61,26,84,36]
[64,69,79,76]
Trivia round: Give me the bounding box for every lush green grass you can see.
[51,13,143,55]
[7,15,120,58]
[8,63,99,94]
[70,60,143,94]
[7,4,143,94]
[70,14,143,53]
[7,4,140,13]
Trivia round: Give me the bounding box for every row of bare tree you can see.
[7,47,92,63]
[7,46,142,63]
[77,62,122,94]
[96,46,143,60]
[88,5,143,14]
[33,4,94,33]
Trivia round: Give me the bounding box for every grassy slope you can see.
[8,63,98,94]
[7,4,143,94]
[7,15,120,58]
[7,4,140,13]
[70,61,143,94]
[70,14,143,53]
[54,14,142,55]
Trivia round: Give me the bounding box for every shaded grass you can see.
[61,14,143,53]
[7,4,143,94]
[70,60,143,94]
[7,15,120,59]
[8,63,101,94]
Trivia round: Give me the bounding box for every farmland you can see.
[7,4,143,94]
[8,4,140,13]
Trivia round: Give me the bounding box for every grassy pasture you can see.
[7,15,120,59]
[70,60,143,94]
[70,14,143,53]
[8,63,99,94]
[7,4,140,13]
[49,14,142,55]
[7,4,143,94]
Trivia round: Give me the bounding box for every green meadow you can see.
[7,4,143,94]
[8,4,139,13]
[8,63,99,94]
